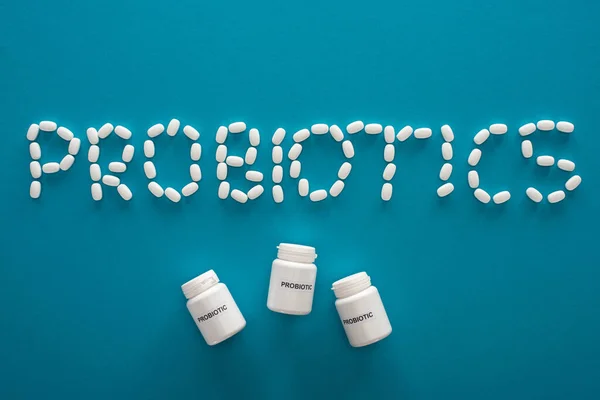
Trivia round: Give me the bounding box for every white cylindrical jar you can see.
[332,272,392,347]
[267,243,317,315]
[182,269,246,346]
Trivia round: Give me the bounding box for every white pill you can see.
[216,126,228,143]
[144,140,155,158]
[217,162,227,180]
[489,123,507,135]
[365,123,383,134]
[537,155,555,167]
[468,170,479,188]
[441,125,454,142]
[102,175,120,186]
[381,183,393,201]
[565,175,582,191]
[272,146,283,164]
[272,165,283,183]
[245,147,257,165]
[378,126,393,144]
[346,121,364,134]
[311,124,328,134]
[519,123,536,136]
[87,127,99,144]
[182,182,199,197]
[228,122,246,133]
[526,187,543,203]
[97,123,113,139]
[190,164,202,182]
[216,145,227,162]
[246,170,263,182]
[493,190,511,204]
[30,181,41,199]
[247,184,264,200]
[556,121,574,133]
[114,125,132,140]
[330,125,344,142]
[183,125,200,141]
[249,128,260,146]
[298,179,309,196]
[288,143,303,160]
[537,120,555,131]
[39,121,57,131]
[30,161,41,179]
[166,119,180,136]
[144,161,157,179]
[273,185,284,203]
[165,187,181,203]
[226,156,244,167]
[414,128,432,139]
[57,126,74,141]
[548,190,565,204]
[439,163,453,181]
[59,155,75,171]
[42,162,60,174]
[442,142,453,160]
[293,128,310,143]
[384,144,395,162]
[109,162,126,173]
[88,145,100,162]
[190,143,201,161]
[68,138,81,156]
[27,124,40,141]
[383,163,396,181]
[437,183,454,198]
[474,188,491,204]
[474,128,490,145]
[117,184,133,201]
[147,123,164,138]
[290,160,301,178]
[329,180,345,197]
[90,164,101,181]
[338,162,352,180]
[342,140,354,158]
[148,181,164,197]
[468,149,482,166]
[310,189,327,202]
[557,159,575,172]
[272,128,286,145]
[29,142,41,160]
[231,189,248,203]
[521,140,533,158]
[91,183,102,201]
[218,181,230,199]
[396,126,413,142]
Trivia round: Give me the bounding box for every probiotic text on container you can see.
[267,243,317,315]
[182,269,246,346]
[332,272,392,347]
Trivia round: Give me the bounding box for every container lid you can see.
[332,272,371,299]
[277,243,317,263]
[181,269,220,299]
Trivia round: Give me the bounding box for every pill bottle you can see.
[182,269,246,346]
[267,243,317,315]
[332,272,392,347]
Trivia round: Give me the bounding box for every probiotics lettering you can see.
[197,305,228,323]
[343,312,374,325]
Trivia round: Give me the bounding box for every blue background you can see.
[1,0,599,399]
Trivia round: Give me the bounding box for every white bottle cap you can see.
[182,269,220,299]
[277,243,317,263]
[332,272,371,299]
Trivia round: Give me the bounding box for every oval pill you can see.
[526,187,543,203]
[39,121,57,132]
[59,155,75,171]
[565,175,581,191]
[216,145,227,162]
[148,181,164,197]
[556,121,574,133]
[365,123,383,134]
[536,155,555,167]
[346,121,364,134]
[293,128,310,143]
[298,179,309,196]
[439,163,453,181]
[182,182,199,197]
[88,145,100,162]
[489,123,507,135]
[383,126,395,144]
[147,123,164,138]
[216,126,228,143]
[537,120,555,131]
[144,161,157,179]
[310,189,327,202]
[474,188,491,204]
[330,125,344,142]
[165,187,181,203]
[414,128,432,139]
[29,142,41,160]
[381,183,392,201]
[273,185,284,203]
[30,161,41,179]
[27,124,40,141]
[246,170,264,182]
[166,119,180,136]
[557,159,575,172]
[442,142,453,160]
[468,149,482,166]
[288,143,303,160]
[183,125,200,141]
[441,125,454,142]
[57,126,74,141]
[30,181,41,199]
[117,184,133,201]
[338,162,352,180]
[384,144,395,162]
[548,190,565,204]
[143,140,155,158]
[190,164,202,182]
[272,146,283,164]
[102,175,120,186]
[218,181,230,199]
[249,128,260,146]
[87,127,99,144]
[342,140,354,158]
[109,162,126,173]
[90,164,101,181]
[290,160,301,178]
[114,125,132,140]
[396,126,413,142]
[272,128,286,145]
[98,123,114,139]
[311,124,328,134]
[190,143,201,161]
[519,123,536,136]
[231,189,248,203]
[217,162,227,180]
[228,122,246,134]
[468,170,479,188]
[226,156,244,167]
[329,180,345,197]
[473,128,490,145]
[245,147,257,165]
[383,163,396,181]
[437,183,454,198]
[247,184,264,200]
[42,162,60,174]
[68,138,81,156]
[521,140,533,158]
[91,183,102,201]
[272,166,283,183]
[493,190,511,204]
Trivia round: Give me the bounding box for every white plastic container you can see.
[267,243,317,315]
[182,270,246,346]
[332,272,392,347]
